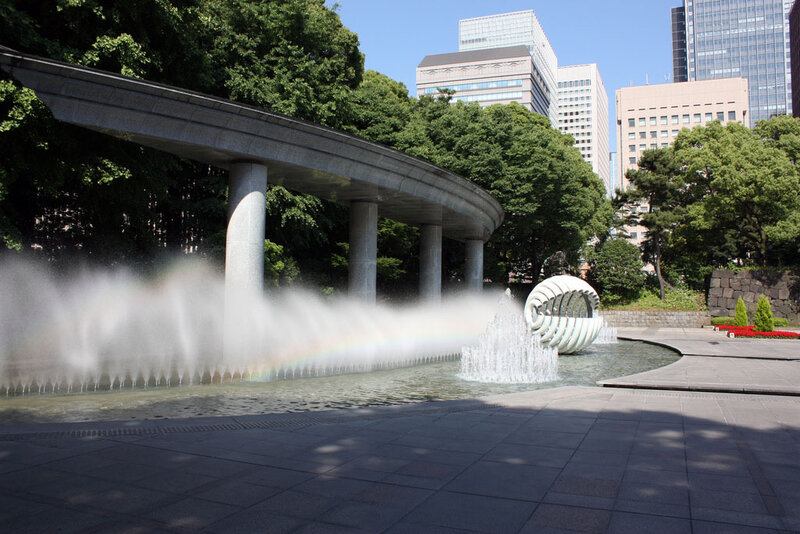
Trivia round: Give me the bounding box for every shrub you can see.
[593,238,645,304]
[753,295,774,332]
[734,297,748,327]
[712,315,788,327]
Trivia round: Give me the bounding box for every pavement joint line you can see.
[0,400,510,442]
[600,383,800,397]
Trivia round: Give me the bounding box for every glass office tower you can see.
[673,0,793,123]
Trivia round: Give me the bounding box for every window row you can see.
[626,110,737,128]
[452,91,523,104]
[557,79,592,88]
[423,79,523,94]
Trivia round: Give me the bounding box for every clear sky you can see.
[335,0,681,152]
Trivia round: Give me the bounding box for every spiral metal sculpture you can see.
[523,275,604,354]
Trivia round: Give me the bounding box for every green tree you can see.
[343,70,411,146]
[734,297,748,327]
[754,294,774,332]
[622,147,685,300]
[592,238,645,303]
[1,0,365,286]
[673,121,800,268]
[396,100,608,283]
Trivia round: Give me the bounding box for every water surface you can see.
[0,340,678,424]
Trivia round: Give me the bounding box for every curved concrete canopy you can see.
[0,47,503,241]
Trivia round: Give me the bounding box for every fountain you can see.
[593,321,619,344]
[0,257,499,396]
[459,290,558,384]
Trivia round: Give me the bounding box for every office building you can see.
[616,78,749,245]
[672,0,792,123]
[458,10,558,125]
[671,5,688,82]
[557,64,610,192]
[790,0,800,117]
[416,46,549,116]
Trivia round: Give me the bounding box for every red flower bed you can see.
[716,325,800,339]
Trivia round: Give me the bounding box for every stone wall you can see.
[707,270,800,320]
[601,311,709,328]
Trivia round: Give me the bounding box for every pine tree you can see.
[734,297,748,327]
[754,295,774,332]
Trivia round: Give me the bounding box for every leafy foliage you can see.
[591,238,645,303]
[394,100,609,283]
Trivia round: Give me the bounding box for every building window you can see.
[682,114,690,123]
[639,132,647,139]
[694,113,701,123]
[629,157,637,164]
[631,232,638,239]
[671,115,679,124]
[639,144,647,150]
[661,143,669,147]
[728,110,736,121]
[649,117,657,125]
[717,111,724,121]
[661,130,668,137]
[650,143,657,149]
[629,145,636,152]
[705,112,712,121]
[650,131,657,138]
[628,118,635,127]
[660,116,668,125]
[628,132,636,139]
[639,117,646,126]
[672,129,679,136]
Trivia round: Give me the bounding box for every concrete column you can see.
[349,201,378,303]
[465,239,484,293]
[419,224,442,302]
[225,162,268,293]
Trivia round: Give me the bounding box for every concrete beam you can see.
[465,239,484,293]
[420,224,442,302]
[349,201,378,303]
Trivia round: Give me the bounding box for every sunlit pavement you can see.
[1,329,799,533]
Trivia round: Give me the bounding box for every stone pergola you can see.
[0,47,503,302]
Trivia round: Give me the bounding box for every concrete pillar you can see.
[349,201,378,302]
[465,239,484,293]
[225,162,268,292]
[419,224,442,302]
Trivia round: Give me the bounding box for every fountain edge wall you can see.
[601,311,709,328]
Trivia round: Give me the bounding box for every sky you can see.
[335,0,681,152]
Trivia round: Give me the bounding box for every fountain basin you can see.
[0,340,678,424]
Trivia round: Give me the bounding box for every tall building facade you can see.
[672,0,793,123]
[790,0,800,117]
[616,78,749,191]
[416,46,547,115]
[458,11,558,125]
[556,64,610,192]
[616,78,749,246]
[671,6,688,82]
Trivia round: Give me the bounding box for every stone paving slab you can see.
[599,327,800,395]
[616,327,800,360]
[2,385,800,533]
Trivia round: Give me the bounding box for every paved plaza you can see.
[1,328,799,533]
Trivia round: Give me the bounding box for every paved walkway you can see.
[601,327,800,395]
[1,329,800,533]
